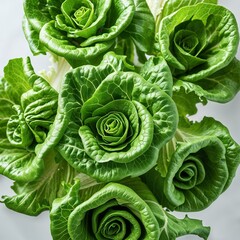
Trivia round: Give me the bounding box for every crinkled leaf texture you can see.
[142,117,240,211]
[1,153,76,216]
[23,0,155,67]
[50,177,210,240]
[158,3,239,82]
[140,56,173,96]
[0,58,58,182]
[48,52,178,181]
[22,16,46,55]
[157,0,217,23]
[173,58,240,104]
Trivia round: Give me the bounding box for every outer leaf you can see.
[1,154,76,216]
[172,83,207,117]
[2,58,33,103]
[50,180,81,240]
[159,213,210,240]
[157,0,218,23]
[173,58,240,104]
[140,56,173,96]
[21,77,58,143]
[0,78,17,137]
[23,0,53,31]
[123,0,155,53]
[192,58,240,102]
[0,141,43,182]
[22,16,46,55]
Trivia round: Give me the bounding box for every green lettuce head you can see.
[142,117,240,211]
[158,2,239,81]
[157,2,240,103]
[0,58,58,182]
[42,52,178,182]
[23,0,155,67]
[50,177,210,240]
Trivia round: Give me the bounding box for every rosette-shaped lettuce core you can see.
[50,178,210,240]
[142,117,240,211]
[23,0,155,67]
[79,78,155,164]
[46,52,178,181]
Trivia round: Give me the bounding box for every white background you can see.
[0,1,239,239]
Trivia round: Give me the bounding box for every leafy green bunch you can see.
[0,0,240,239]
[0,58,58,182]
[23,0,155,67]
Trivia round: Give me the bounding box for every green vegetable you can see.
[1,0,240,239]
[157,2,240,102]
[23,0,155,67]
[142,117,240,211]
[156,0,218,24]
[50,177,210,239]
[52,52,178,181]
[0,58,58,182]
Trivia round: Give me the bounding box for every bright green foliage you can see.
[0,58,58,182]
[140,56,173,96]
[157,0,218,23]
[50,177,210,240]
[1,0,240,239]
[51,52,178,181]
[2,153,76,216]
[157,2,240,103]
[23,0,155,67]
[0,58,78,216]
[142,117,240,211]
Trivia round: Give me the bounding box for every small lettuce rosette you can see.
[142,117,240,211]
[157,2,240,102]
[45,52,178,182]
[50,177,210,240]
[0,58,58,182]
[23,0,155,67]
